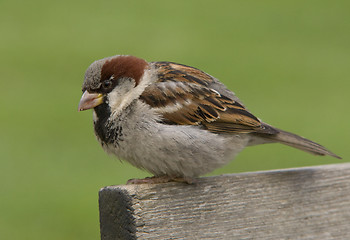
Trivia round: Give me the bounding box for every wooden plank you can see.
[99,163,350,240]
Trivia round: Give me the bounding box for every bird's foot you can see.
[127,175,196,185]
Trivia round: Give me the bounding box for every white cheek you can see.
[108,70,155,118]
[108,82,134,113]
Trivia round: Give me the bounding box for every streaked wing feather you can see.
[141,62,271,134]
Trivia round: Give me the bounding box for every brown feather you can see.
[140,62,270,134]
[101,56,148,86]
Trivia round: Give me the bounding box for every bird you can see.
[78,55,341,184]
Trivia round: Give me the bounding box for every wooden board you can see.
[99,163,350,240]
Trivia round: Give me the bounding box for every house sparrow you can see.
[78,55,340,184]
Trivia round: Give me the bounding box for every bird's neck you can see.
[93,101,138,145]
[93,102,120,145]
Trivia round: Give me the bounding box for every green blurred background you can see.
[1,0,349,239]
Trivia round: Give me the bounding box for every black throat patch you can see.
[93,103,123,145]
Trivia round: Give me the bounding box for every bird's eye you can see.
[102,79,112,89]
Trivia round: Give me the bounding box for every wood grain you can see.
[99,163,350,240]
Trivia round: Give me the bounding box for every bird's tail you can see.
[258,123,341,159]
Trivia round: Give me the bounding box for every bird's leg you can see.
[126,175,196,184]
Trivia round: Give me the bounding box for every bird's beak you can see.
[78,91,103,111]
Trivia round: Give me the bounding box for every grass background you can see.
[1,0,349,239]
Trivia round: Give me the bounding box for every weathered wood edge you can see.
[98,163,350,240]
[98,188,136,240]
[107,163,350,193]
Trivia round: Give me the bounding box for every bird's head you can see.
[78,55,149,114]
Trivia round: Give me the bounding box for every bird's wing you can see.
[140,62,276,134]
